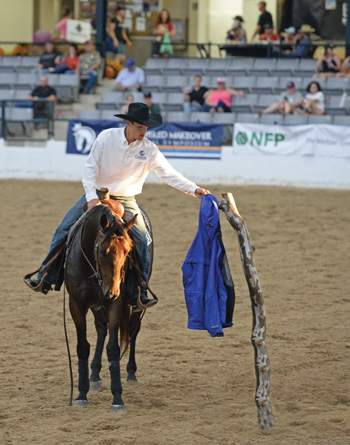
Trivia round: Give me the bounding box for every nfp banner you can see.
[66,120,124,155]
[233,123,350,158]
[146,122,223,159]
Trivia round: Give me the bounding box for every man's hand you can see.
[195,188,210,199]
[87,199,100,210]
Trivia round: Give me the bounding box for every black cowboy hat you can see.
[114,102,162,128]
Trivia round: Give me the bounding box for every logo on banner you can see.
[235,132,248,145]
[236,130,285,147]
[73,123,96,154]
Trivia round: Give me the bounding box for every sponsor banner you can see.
[67,120,223,159]
[146,122,223,159]
[66,19,92,44]
[233,123,350,158]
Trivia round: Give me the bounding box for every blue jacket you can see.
[182,194,235,337]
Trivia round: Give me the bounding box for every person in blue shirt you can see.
[113,57,145,92]
[273,24,314,58]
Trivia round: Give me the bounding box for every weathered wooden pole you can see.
[219,193,274,430]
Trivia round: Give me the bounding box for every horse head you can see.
[95,208,137,300]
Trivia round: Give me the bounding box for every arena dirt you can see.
[0,179,349,445]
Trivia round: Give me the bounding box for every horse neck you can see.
[81,207,106,252]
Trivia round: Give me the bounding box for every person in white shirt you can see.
[260,81,302,115]
[296,81,325,115]
[25,103,209,302]
[114,57,145,92]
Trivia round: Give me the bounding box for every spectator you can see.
[273,24,313,58]
[183,75,208,113]
[114,57,144,92]
[27,75,56,122]
[295,81,325,115]
[55,6,74,41]
[203,78,244,113]
[280,26,297,45]
[259,81,302,115]
[251,2,273,41]
[336,55,350,78]
[153,9,176,58]
[259,24,280,44]
[120,93,134,114]
[106,4,132,64]
[232,16,247,41]
[36,42,61,73]
[52,44,79,74]
[226,22,246,44]
[313,43,341,78]
[75,40,101,94]
[143,92,161,115]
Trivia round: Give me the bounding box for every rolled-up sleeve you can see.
[82,135,103,202]
[148,148,198,196]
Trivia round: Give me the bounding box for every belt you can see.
[96,190,135,201]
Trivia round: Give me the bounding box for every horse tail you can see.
[118,291,130,350]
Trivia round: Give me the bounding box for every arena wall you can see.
[1,138,349,189]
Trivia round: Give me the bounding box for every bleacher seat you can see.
[231,94,258,113]
[6,107,33,137]
[250,58,276,76]
[143,75,166,92]
[162,93,184,112]
[212,113,236,124]
[166,112,189,122]
[0,56,20,72]
[0,73,16,89]
[260,114,284,125]
[333,115,350,125]
[206,59,231,77]
[163,58,187,75]
[253,77,279,94]
[101,109,118,120]
[0,90,15,100]
[190,112,213,123]
[326,96,347,115]
[326,78,350,95]
[257,94,279,108]
[144,58,167,75]
[19,56,40,72]
[236,113,260,124]
[229,76,256,93]
[295,59,317,77]
[14,90,32,100]
[15,73,38,89]
[79,110,101,120]
[308,115,333,125]
[227,58,254,76]
[185,58,210,76]
[151,92,167,104]
[284,115,308,125]
[56,74,80,102]
[163,75,189,93]
[274,59,300,76]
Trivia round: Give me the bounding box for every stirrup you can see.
[23,272,51,294]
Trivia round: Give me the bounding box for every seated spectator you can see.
[259,81,302,115]
[114,58,144,92]
[313,43,341,78]
[143,92,161,115]
[120,94,134,114]
[259,24,280,44]
[36,42,61,74]
[336,55,350,78]
[153,9,176,58]
[232,16,247,41]
[280,26,297,45]
[295,81,325,115]
[53,44,79,74]
[75,40,101,94]
[203,78,244,113]
[55,6,74,41]
[273,24,313,58]
[27,75,56,121]
[183,75,208,113]
[226,22,246,44]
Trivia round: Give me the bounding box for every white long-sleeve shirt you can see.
[82,127,199,202]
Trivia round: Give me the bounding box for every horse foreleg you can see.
[69,298,90,407]
[89,307,108,391]
[106,300,126,414]
[125,311,142,386]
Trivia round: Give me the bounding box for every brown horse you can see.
[65,201,146,413]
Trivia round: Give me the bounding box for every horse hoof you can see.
[124,378,139,387]
[73,399,89,407]
[110,404,127,414]
[90,380,103,391]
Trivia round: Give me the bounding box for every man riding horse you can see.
[25,103,209,306]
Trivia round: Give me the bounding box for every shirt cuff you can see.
[85,189,99,202]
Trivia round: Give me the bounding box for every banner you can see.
[67,120,223,159]
[146,122,223,159]
[66,19,92,44]
[233,123,350,158]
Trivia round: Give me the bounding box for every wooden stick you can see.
[219,193,274,430]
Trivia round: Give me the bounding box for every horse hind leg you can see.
[89,307,107,391]
[125,311,142,387]
[69,298,90,407]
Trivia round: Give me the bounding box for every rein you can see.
[79,217,104,288]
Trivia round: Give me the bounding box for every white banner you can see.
[233,123,350,158]
[66,19,92,44]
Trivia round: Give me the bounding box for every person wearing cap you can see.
[114,58,145,92]
[258,81,302,115]
[259,24,280,44]
[143,92,161,115]
[75,40,101,93]
[280,26,297,45]
[231,16,247,42]
[273,24,313,58]
[106,4,132,64]
[203,78,244,113]
[313,43,341,79]
[25,102,209,304]
[251,1,273,41]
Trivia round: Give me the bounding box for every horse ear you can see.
[100,214,110,231]
[123,214,138,232]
